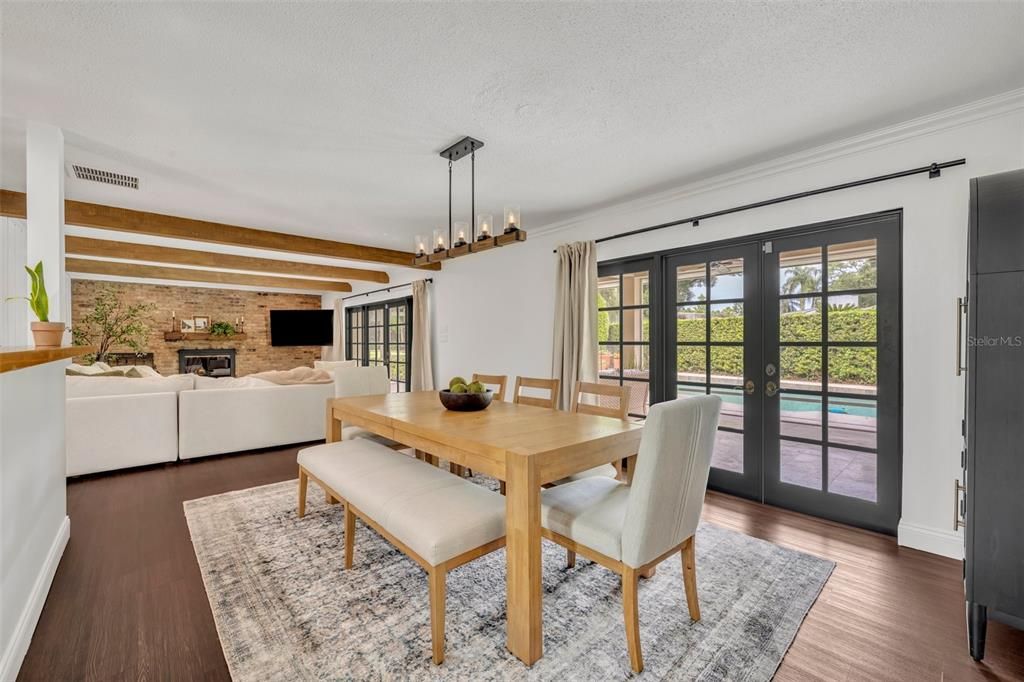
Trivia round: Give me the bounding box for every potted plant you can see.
[12,261,66,348]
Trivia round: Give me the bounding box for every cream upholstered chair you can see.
[540,395,721,673]
[332,365,407,449]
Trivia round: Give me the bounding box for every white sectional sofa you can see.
[65,371,335,476]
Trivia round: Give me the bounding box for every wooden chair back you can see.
[571,380,631,419]
[472,373,508,402]
[512,377,560,409]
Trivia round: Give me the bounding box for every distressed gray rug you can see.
[184,479,833,681]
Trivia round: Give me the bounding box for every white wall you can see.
[0,218,29,347]
[0,361,71,681]
[428,91,1024,558]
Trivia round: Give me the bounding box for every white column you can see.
[25,122,66,336]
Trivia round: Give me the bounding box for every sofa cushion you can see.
[194,375,276,390]
[67,373,194,398]
[314,359,357,372]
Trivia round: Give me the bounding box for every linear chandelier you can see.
[413,136,526,266]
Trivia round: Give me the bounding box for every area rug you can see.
[184,478,833,681]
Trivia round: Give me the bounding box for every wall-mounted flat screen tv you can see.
[269,309,333,346]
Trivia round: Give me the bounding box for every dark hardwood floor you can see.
[18,445,1024,681]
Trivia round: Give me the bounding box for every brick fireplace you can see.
[179,348,236,377]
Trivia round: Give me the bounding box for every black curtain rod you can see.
[553,158,966,252]
[342,278,433,301]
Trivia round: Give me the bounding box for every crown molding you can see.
[534,87,1024,239]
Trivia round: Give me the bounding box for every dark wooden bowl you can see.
[438,389,493,412]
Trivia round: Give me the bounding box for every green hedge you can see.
[675,308,876,385]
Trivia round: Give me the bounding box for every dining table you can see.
[325,389,644,666]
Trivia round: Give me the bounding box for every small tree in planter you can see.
[71,286,154,363]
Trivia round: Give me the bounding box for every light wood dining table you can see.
[326,390,644,665]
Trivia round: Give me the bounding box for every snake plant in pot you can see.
[21,261,65,347]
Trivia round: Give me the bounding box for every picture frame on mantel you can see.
[180,317,196,333]
[194,316,211,331]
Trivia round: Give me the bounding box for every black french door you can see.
[649,212,901,533]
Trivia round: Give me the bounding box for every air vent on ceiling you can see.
[71,164,139,189]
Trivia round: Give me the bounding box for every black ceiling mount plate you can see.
[439,136,484,162]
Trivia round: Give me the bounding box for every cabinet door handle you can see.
[956,297,968,376]
[954,479,966,530]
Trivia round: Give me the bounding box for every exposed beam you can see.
[1,189,439,271]
[65,235,389,283]
[65,258,352,292]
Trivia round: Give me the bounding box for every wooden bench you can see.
[297,440,506,664]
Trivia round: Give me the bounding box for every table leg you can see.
[505,451,543,665]
[325,400,341,444]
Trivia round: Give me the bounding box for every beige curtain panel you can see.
[322,298,345,361]
[411,279,434,391]
[551,240,598,409]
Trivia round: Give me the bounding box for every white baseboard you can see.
[898,520,963,559]
[0,515,70,682]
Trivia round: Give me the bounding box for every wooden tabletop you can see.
[0,345,94,374]
[330,390,643,483]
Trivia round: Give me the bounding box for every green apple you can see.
[450,382,469,394]
[467,381,486,394]
[449,376,467,390]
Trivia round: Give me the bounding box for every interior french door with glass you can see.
[764,216,899,532]
[651,212,900,533]
[597,260,655,420]
[665,243,763,500]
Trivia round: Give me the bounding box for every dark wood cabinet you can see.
[964,168,1024,661]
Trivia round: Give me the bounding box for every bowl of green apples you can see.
[439,376,494,412]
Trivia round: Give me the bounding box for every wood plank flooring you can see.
[17,445,1024,681]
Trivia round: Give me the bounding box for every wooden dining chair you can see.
[512,376,560,409]
[539,395,722,672]
[472,373,508,401]
[564,380,631,481]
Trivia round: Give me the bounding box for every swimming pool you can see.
[685,391,878,418]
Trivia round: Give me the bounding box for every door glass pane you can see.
[677,383,707,400]
[780,299,822,342]
[622,345,649,377]
[623,309,648,342]
[780,346,821,391]
[781,391,822,441]
[598,310,620,342]
[779,247,822,295]
[710,259,744,300]
[828,396,877,449]
[710,303,743,342]
[676,263,707,302]
[828,347,877,396]
[599,346,621,375]
[827,239,877,291]
[712,430,744,473]
[827,294,877,342]
[828,447,877,501]
[710,346,743,386]
[623,271,649,306]
[780,440,822,490]
[598,275,620,308]
[676,346,706,384]
[711,386,744,430]
[676,305,705,342]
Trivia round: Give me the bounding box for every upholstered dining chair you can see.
[564,380,631,481]
[471,373,508,401]
[330,365,417,472]
[539,395,721,673]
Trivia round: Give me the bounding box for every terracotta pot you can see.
[30,321,66,348]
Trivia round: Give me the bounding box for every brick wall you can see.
[70,280,324,376]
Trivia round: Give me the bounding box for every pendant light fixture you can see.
[413,136,527,266]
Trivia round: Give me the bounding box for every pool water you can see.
[714,393,877,418]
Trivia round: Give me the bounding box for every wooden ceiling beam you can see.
[1,189,439,271]
[65,235,389,283]
[65,258,352,293]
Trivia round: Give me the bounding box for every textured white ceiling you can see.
[2,2,1022,252]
